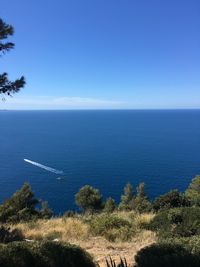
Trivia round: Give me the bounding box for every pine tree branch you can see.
[0,42,14,54]
[0,73,25,95]
[0,19,14,40]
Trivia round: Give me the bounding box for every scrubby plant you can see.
[0,183,40,223]
[134,243,200,267]
[185,175,200,206]
[75,185,103,213]
[147,207,200,238]
[153,189,189,211]
[0,241,96,267]
[118,183,134,211]
[0,226,24,243]
[161,236,200,256]
[89,213,135,242]
[104,197,116,213]
[0,183,53,223]
[130,183,152,213]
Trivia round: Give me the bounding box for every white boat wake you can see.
[24,159,64,175]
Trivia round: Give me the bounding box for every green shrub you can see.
[0,226,24,243]
[162,236,200,256]
[145,210,169,234]
[130,197,152,213]
[0,183,40,223]
[153,190,189,211]
[185,175,200,206]
[0,241,95,267]
[147,207,200,238]
[75,185,103,213]
[119,182,152,213]
[118,182,134,211]
[0,183,53,223]
[89,214,135,242]
[130,183,152,213]
[104,197,116,213]
[134,243,200,267]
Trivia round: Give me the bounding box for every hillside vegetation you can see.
[0,176,200,266]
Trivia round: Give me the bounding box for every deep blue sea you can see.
[0,110,200,214]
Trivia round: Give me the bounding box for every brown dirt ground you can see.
[71,231,156,267]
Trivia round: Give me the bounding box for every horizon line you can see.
[1,108,200,111]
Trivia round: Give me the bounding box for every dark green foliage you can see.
[118,183,134,211]
[134,243,200,267]
[0,183,40,223]
[162,236,200,256]
[104,197,116,213]
[153,190,189,211]
[40,201,53,219]
[119,182,152,213]
[130,183,152,213]
[0,19,14,53]
[136,182,146,198]
[0,241,95,267]
[0,18,25,97]
[0,226,24,243]
[148,207,200,238]
[75,185,103,213]
[89,214,135,242]
[0,183,53,223]
[106,256,128,267]
[185,175,200,206]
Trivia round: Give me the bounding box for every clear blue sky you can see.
[1,0,200,109]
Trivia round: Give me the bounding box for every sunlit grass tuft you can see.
[12,217,89,242]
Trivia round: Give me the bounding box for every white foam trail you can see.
[24,159,64,174]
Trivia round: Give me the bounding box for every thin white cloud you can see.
[1,96,125,110]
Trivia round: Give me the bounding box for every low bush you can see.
[134,243,200,267]
[0,183,53,223]
[104,197,116,213]
[0,183,40,223]
[153,190,189,211]
[162,236,200,256]
[147,207,200,238]
[130,197,152,213]
[118,183,134,211]
[89,213,135,242]
[185,175,200,206]
[0,241,95,267]
[130,183,152,213]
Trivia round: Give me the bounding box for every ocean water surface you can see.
[0,110,200,214]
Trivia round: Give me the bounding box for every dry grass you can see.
[10,212,157,266]
[109,211,155,230]
[134,212,155,226]
[12,217,89,242]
